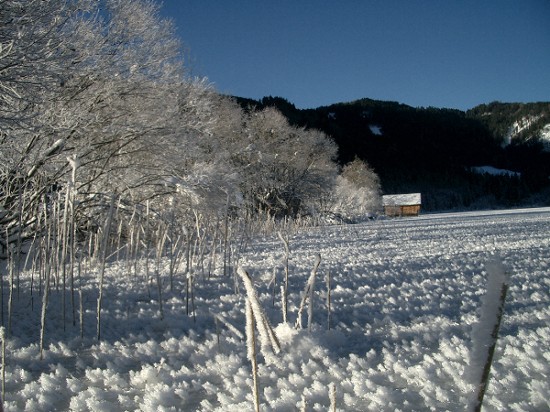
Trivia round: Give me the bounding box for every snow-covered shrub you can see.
[330,158,382,222]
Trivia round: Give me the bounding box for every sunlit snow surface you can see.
[4,208,550,411]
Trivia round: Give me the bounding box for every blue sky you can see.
[160,1,550,110]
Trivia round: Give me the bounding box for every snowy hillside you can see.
[540,124,550,151]
[504,115,542,145]
[505,118,550,151]
[3,208,550,411]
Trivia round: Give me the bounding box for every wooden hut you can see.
[382,193,421,217]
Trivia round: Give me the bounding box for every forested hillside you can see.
[467,101,550,144]
[237,97,550,211]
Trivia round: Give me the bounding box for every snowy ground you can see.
[3,208,550,411]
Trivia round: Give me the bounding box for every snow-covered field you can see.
[3,208,550,411]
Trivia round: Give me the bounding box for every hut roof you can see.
[382,193,421,206]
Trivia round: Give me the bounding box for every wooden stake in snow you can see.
[1,326,5,407]
[236,267,280,356]
[39,200,53,360]
[237,266,281,412]
[97,194,116,341]
[155,226,167,320]
[300,394,308,412]
[277,231,290,323]
[326,269,332,331]
[469,257,510,412]
[329,382,337,412]
[295,254,321,331]
[245,300,260,412]
[7,248,14,337]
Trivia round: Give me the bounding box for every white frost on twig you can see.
[467,254,510,408]
[237,267,281,357]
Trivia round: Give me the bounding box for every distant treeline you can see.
[236,96,550,211]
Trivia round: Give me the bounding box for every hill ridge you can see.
[235,95,550,211]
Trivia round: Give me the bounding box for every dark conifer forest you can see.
[237,96,550,211]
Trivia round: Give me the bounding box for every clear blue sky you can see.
[160,1,550,110]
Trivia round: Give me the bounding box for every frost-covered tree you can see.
[49,0,184,197]
[164,82,245,217]
[0,0,189,253]
[234,107,338,218]
[331,157,382,222]
[0,0,91,126]
[1,0,347,262]
[0,0,95,255]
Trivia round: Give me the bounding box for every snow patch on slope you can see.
[369,124,383,135]
[504,115,542,146]
[540,123,550,152]
[470,166,520,177]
